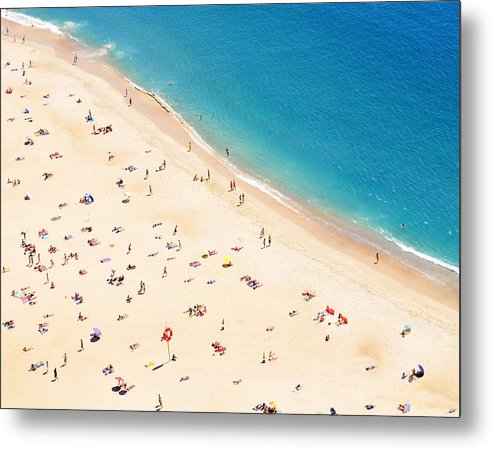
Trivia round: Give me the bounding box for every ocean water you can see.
[6,2,459,271]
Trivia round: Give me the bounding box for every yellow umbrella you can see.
[224,257,231,264]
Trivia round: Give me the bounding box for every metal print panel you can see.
[0,1,460,416]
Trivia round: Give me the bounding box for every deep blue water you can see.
[10,2,459,270]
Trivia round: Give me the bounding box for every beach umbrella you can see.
[162,327,173,342]
[162,326,173,362]
[404,324,412,331]
[124,192,131,197]
[115,376,124,382]
[417,364,425,377]
[224,257,231,264]
[93,327,102,336]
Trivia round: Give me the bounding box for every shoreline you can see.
[0,10,460,277]
[1,15,458,309]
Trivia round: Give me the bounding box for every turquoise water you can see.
[8,2,459,270]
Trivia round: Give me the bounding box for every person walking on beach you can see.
[178,240,182,251]
[22,35,25,44]
[173,225,178,236]
[374,252,379,265]
[129,97,132,107]
[260,227,265,239]
[232,180,236,190]
[207,169,210,180]
[162,267,167,278]
[158,394,163,410]
[80,339,84,352]
[63,353,67,366]
[53,367,58,381]
[263,238,266,249]
[44,361,49,375]
[145,168,149,180]
[148,184,152,196]
[125,88,128,98]
[268,235,271,247]
[127,243,132,254]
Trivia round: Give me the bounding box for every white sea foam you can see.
[383,236,459,274]
[2,9,64,35]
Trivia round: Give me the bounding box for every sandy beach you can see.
[1,19,459,416]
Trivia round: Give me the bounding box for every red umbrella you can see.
[162,327,173,362]
[162,327,173,342]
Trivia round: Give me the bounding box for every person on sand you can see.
[162,267,167,278]
[268,235,271,247]
[374,252,379,265]
[158,394,163,410]
[53,367,58,381]
[129,97,132,107]
[127,243,132,255]
[138,281,146,295]
[148,185,152,196]
[63,353,68,366]
[80,339,84,351]
[173,225,178,235]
